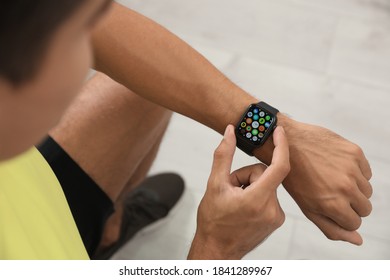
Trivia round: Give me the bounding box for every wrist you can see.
[215,87,258,135]
[188,233,242,260]
[218,92,294,164]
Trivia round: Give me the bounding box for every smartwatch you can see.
[235,101,279,156]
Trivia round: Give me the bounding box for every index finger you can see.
[209,124,236,183]
[250,126,290,192]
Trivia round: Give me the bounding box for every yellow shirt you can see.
[0,147,89,259]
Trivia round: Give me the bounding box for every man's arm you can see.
[91,2,256,135]
[91,2,372,245]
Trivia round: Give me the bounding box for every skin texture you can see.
[0,0,373,258]
[188,126,290,259]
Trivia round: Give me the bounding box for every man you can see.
[0,0,372,259]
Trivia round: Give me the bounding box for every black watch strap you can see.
[259,101,279,115]
[236,136,257,156]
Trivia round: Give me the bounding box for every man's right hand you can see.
[188,125,290,260]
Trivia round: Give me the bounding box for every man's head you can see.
[0,0,112,160]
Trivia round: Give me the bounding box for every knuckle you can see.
[367,169,373,181]
[350,143,364,158]
[367,186,374,199]
[340,177,356,196]
[213,147,225,161]
[346,217,362,231]
[344,185,356,197]
[246,200,265,218]
[248,204,262,217]
[361,201,373,217]
[320,200,338,214]
[365,205,373,217]
[368,201,373,215]
[354,218,363,229]
[264,205,283,226]
[315,199,329,214]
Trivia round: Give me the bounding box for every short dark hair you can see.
[0,0,88,86]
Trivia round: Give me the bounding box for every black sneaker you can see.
[92,173,185,260]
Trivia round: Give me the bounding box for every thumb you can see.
[209,125,237,182]
[306,212,364,246]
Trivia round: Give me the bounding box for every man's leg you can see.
[50,72,172,202]
[49,72,173,254]
[97,122,170,250]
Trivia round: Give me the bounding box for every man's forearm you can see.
[92,2,259,135]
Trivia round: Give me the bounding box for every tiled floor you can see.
[113,0,390,259]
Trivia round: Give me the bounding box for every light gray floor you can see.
[112,0,390,259]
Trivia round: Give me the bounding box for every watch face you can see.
[236,104,276,146]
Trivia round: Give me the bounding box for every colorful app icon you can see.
[252,129,259,136]
[258,133,264,138]
[265,115,271,121]
[241,122,247,128]
[259,126,265,132]
[252,121,259,128]
[252,136,258,141]
[246,118,253,124]
[246,132,252,138]
[253,114,259,121]
[247,112,253,117]
[246,126,252,131]
[259,111,265,117]
[259,118,265,124]
[265,122,270,128]
[253,108,259,114]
